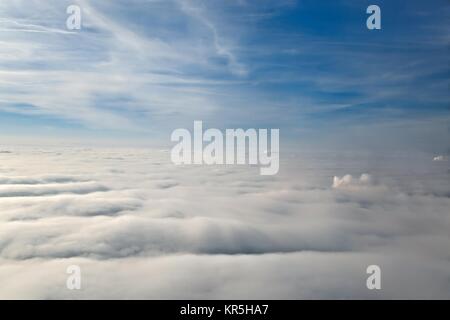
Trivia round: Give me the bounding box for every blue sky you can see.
[0,0,448,150]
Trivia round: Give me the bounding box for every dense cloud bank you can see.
[0,147,449,299]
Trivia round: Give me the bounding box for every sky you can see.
[0,0,449,151]
[0,1,450,299]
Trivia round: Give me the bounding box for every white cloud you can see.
[433,155,448,161]
[332,173,372,189]
[0,147,449,298]
[0,0,247,131]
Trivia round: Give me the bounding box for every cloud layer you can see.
[0,146,449,299]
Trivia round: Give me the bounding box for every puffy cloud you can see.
[433,155,448,161]
[332,173,372,189]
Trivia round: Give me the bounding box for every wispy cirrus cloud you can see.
[0,0,448,150]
